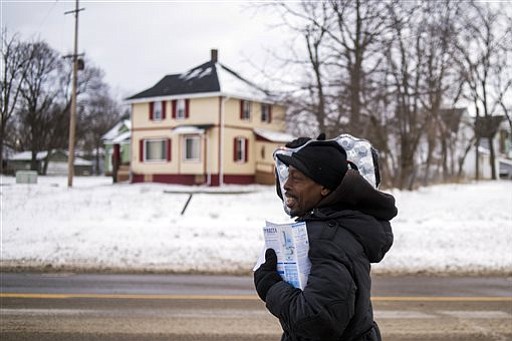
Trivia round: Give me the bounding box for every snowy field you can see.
[1,175,511,275]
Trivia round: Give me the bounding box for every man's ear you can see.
[320,187,331,197]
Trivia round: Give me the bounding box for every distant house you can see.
[7,150,93,176]
[125,49,293,186]
[469,115,512,179]
[102,118,131,180]
[449,110,511,180]
[413,108,512,181]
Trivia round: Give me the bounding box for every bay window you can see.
[141,138,171,162]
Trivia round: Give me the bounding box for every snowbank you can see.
[1,175,511,275]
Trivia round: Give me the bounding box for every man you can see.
[254,137,397,341]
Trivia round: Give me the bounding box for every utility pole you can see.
[65,0,84,188]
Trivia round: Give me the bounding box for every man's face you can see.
[283,165,330,217]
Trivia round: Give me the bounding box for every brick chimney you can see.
[211,49,218,63]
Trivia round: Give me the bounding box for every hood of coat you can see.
[319,169,398,221]
[304,208,394,263]
[301,169,397,263]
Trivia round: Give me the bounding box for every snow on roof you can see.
[10,151,48,161]
[102,119,131,141]
[216,63,269,102]
[9,150,92,166]
[254,128,295,143]
[172,125,207,135]
[179,66,213,81]
[73,157,92,166]
[111,131,131,144]
[125,57,277,104]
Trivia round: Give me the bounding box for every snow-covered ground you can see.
[1,175,511,275]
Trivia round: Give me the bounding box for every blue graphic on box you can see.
[257,221,311,290]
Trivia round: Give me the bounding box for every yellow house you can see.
[125,50,293,186]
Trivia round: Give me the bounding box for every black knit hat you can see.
[276,141,348,190]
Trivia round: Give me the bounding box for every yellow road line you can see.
[371,296,512,302]
[1,293,511,302]
[0,293,258,300]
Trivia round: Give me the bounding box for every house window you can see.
[261,104,271,123]
[234,137,248,163]
[176,99,186,119]
[184,136,200,161]
[173,99,189,119]
[151,101,163,120]
[240,100,251,120]
[144,139,169,162]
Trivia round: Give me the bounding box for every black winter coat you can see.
[265,170,397,341]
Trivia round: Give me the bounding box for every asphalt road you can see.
[1,273,511,340]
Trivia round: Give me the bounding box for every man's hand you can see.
[254,249,282,302]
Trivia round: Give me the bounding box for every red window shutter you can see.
[233,137,238,161]
[185,99,190,118]
[244,138,248,162]
[149,102,154,120]
[269,105,272,123]
[166,139,171,161]
[240,100,244,119]
[162,101,166,119]
[172,100,177,119]
[139,140,144,162]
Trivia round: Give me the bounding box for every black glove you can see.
[254,249,282,302]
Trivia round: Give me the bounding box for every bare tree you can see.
[10,36,122,175]
[253,1,389,140]
[81,96,124,175]
[327,0,389,137]
[76,62,123,175]
[0,31,32,173]
[383,2,432,189]
[262,1,332,136]
[414,1,465,184]
[16,40,64,172]
[455,2,512,180]
[252,0,509,188]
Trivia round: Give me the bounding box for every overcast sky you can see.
[2,0,288,99]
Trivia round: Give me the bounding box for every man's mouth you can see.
[285,194,297,208]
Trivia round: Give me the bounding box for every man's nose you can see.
[283,177,291,191]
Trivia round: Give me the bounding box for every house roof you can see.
[440,108,467,133]
[475,115,505,138]
[10,151,48,161]
[126,59,271,103]
[9,150,92,166]
[102,119,131,141]
[171,124,214,135]
[111,131,131,144]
